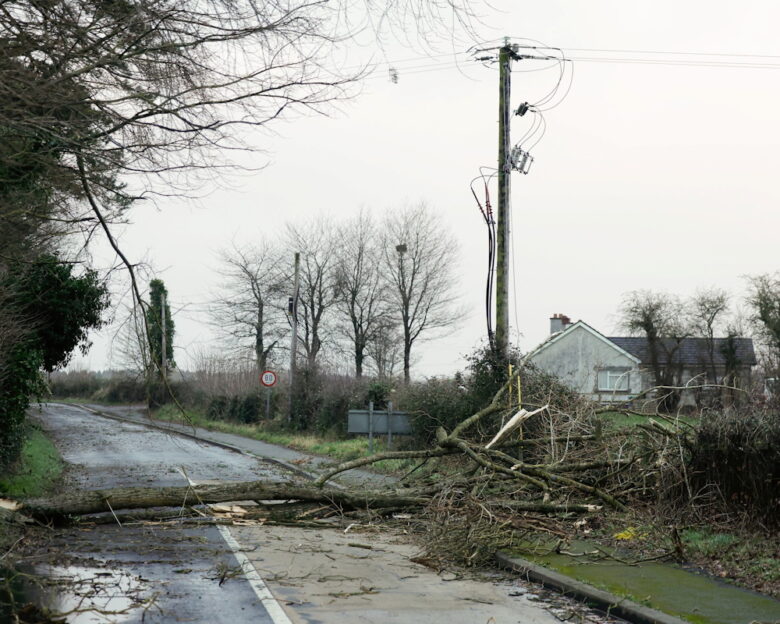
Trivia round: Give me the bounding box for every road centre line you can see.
[217,524,294,624]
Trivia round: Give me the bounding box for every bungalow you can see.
[527,314,757,405]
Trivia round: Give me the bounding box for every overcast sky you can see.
[72,0,780,377]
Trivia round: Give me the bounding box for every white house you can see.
[527,314,756,405]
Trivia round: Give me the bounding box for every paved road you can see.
[16,403,619,624]
[78,402,393,486]
[23,404,298,624]
[38,404,288,488]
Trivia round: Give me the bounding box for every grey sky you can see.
[74,1,780,376]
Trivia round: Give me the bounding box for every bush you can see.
[688,409,780,526]
[48,370,106,399]
[287,368,372,434]
[395,345,588,447]
[366,380,393,409]
[0,346,45,473]
[204,392,268,424]
[95,378,153,404]
[397,376,474,445]
[206,395,229,420]
[238,393,261,423]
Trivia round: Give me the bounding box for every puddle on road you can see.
[4,562,153,623]
[511,540,780,624]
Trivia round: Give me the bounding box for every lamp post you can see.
[395,243,409,382]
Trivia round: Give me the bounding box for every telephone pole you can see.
[495,43,514,361]
[287,252,300,422]
[160,291,167,381]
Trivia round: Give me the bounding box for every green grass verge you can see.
[597,410,697,430]
[681,528,780,588]
[0,426,63,498]
[153,405,422,475]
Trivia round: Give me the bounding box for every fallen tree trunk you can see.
[20,481,430,522]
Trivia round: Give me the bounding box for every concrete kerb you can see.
[495,551,689,624]
[54,403,320,484]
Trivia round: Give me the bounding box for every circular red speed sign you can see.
[260,370,277,387]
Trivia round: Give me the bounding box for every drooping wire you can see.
[470,168,498,347]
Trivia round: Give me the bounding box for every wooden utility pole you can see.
[160,291,167,380]
[287,252,300,422]
[495,43,513,361]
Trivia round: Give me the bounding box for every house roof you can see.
[527,320,642,364]
[607,336,757,367]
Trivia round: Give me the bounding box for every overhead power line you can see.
[357,44,780,83]
[555,46,780,61]
[564,55,780,70]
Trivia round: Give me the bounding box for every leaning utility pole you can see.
[287,252,300,422]
[495,43,514,361]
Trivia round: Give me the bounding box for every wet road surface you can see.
[78,402,393,487]
[12,403,623,624]
[20,403,298,623]
[36,403,288,489]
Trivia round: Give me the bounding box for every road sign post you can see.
[260,370,277,420]
[387,400,393,450]
[368,400,374,454]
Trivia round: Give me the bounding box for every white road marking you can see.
[217,524,294,624]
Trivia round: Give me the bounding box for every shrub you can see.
[206,395,229,420]
[48,370,105,399]
[366,380,393,409]
[397,376,474,445]
[286,368,372,434]
[92,378,153,404]
[0,346,45,472]
[238,393,261,424]
[688,409,780,526]
[395,345,588,447]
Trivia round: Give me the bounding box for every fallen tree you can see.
[19,482,429,522]
[8,368,691,529]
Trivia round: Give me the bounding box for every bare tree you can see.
[382,203,461,383]
[285,218,340,369]
[619,290,690,409]
[1,0,485,379]
[333,210,390,377]
[1,1,483,223]
[689,288,730,382]
[115,301,152,379]
[366,320,404,378]
[210,242,287,372]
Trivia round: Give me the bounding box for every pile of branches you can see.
[8,369,691,530]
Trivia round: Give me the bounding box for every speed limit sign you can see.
[260,370,277,387]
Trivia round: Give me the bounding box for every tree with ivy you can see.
[145,279,175,381]
[0,255,108,472]
[746,273,780,379]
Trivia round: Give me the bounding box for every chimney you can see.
[549,313,572,335]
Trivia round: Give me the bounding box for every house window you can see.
[597,369,630,392]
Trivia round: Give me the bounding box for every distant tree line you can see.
[619,279,780,409]
[210,203,462,383]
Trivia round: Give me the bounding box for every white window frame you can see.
[597,368,630,392]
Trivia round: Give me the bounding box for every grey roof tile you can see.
[607,336,757,367]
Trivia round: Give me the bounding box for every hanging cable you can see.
[470,169,498,347]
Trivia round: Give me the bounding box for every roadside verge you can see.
[496,551,688,624]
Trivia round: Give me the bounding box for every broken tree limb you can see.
[18,481,431,522]
[437,435,549,491]
[485,405,548,449]
[487,500,602,514]
[448,370,521,439]
[312,448,455,488]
